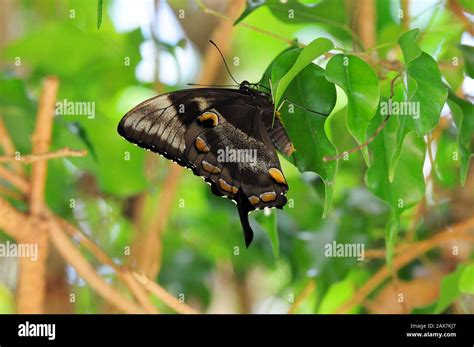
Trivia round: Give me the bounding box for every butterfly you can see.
[117,78,295,248]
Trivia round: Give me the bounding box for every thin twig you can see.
[0,166,30,193]
[0,117,25,177]
[195,0,296,46]
[0,147,87,164]
[324,72,402,162]
[133,272,200,314]
[48,221,146,314]
[55,215,198,314]
[288,280,316,314]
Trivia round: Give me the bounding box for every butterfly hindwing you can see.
[118,88,291,247]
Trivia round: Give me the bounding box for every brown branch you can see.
[0,147,87,164]
[0,165,30,193]
[17,76,59,313]
[0,185,24,201]
[48,221,146,314]
[365,235,474,258]
[401,0,410,31]
[447,0,474,36]
[196,0,295,46]
[56,216,159,313]
[133,272,199,314]
[336,216,474,313]
[55,215,199,314]
[0,117,25,177]
[0,196,34,240]
[356,0,376,50]
[288,280,316,314]
[29,76,58,215]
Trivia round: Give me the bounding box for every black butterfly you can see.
[117,79,295,248]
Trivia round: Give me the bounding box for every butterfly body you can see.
[118,82,294,247]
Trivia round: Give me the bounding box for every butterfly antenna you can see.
[209,40,240,85]
[282,99,330,117]
[187,83,239,88]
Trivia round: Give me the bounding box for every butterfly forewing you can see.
[118,88,292,247]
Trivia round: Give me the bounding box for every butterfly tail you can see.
[237,189,254,248]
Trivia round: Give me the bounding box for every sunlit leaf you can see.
[459,264,474,294]
[265,48,337,217]
[434,264,465,313]
[447,91,474,186]
[325,54,380,164]
[460,44,474,78]
[273,37,333,107]
[389,29,447,181]
[365,106,425,266]
[255,209,279,257]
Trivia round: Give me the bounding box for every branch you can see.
[0,116,25,177]
[356,0,375,50]
[336,216,474,313]
[0,147,87,164]
[57,216,159,313]
[133,272,199,314]
[196,0,295,46]
[17,76,59,313]
[48,220,146,314]
[0,196,34,240]
[0,165,30,193]
[55,215,197,314]
[448,0,474,35]
[288,280,316,314]
[29,76,59,215]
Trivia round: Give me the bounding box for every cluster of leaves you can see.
[241,3,473,269]
[0,0,472,314]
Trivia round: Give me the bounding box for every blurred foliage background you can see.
[0,0,473,314]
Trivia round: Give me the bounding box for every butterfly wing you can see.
[118,88,290,247]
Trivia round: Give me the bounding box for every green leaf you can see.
[389,30,447,180]
[235,0,346,27]
[459,44,474,79]
[434,265,465,313]
[398,29,422,64]
[234,0,265,25]
[273,37,333,107]
[317,278,356,313]
[448,91,474,186]
[267,49,337,217]
[234,0,360,47]
[434,131,460,187]
[397,30,448,135]
[97,0,104,30]
[325,54,380,164]
[317,269,367,313]
[255,209,279,257]
[459,264,474,294]
[458,0,474,13]
[365,107,425,267]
